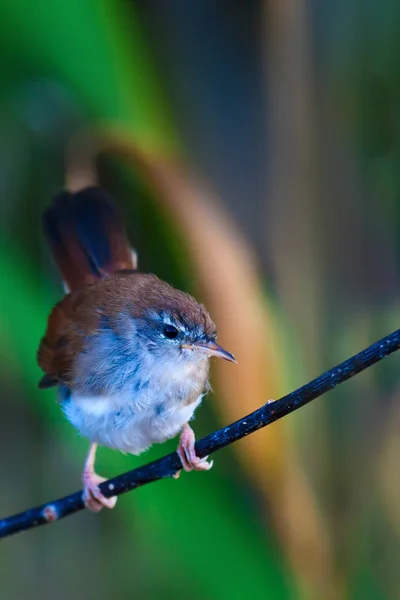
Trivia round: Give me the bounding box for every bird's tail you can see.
[43,187,137,292]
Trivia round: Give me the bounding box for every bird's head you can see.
[121,274,236,366]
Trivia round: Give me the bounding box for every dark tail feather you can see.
[43,187,136,291]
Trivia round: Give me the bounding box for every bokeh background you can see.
[1,1,400,599]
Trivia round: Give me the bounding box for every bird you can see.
[37,186,236,512]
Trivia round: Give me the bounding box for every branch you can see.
[2,328,400,539]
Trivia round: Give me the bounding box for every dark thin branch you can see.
[1,328,400,539]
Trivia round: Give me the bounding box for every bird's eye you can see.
[163,324,179,339]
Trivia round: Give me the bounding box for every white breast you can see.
[62,382,205,455]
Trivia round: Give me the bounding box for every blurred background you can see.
[0,1,399,598]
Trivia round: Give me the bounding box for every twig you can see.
[1,328,400,539]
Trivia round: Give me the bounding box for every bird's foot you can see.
[82,471,117,513]
[176,423,213,474]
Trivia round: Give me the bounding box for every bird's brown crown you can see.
[98,273,216,336]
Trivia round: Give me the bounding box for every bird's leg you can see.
[176,423,213,473]
[82,442,117,513]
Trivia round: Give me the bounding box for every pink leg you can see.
[176,423,213,474]
[82,442,117,513]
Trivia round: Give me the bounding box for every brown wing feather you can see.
[37,282,107,388]
[38,291,85,387]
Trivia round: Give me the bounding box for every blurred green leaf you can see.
[0,0,176,152]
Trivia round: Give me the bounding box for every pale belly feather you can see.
[62,390,203,454]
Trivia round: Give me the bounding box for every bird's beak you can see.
[182,341,237,363]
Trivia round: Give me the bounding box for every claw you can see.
[176,423,213,473]
[83,472,117,513]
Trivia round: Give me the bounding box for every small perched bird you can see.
[37,187,235,512]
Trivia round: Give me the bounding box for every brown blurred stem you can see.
[1,328,400,539]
